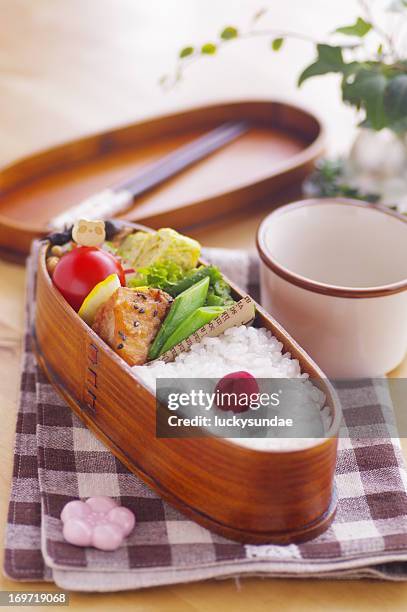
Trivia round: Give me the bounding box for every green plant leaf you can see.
[220,26,238,40]
[342,68,388,130]
[201,43,217,55]
[304,158,381,202]
[384,74,407,126]
[335,17,372,37]
[179,46,194,59]
[298,44,344,86]
[271,37,284,51]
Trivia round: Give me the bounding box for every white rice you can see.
[133,325,331,451]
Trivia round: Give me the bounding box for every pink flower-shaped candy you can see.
[61,496,135,551]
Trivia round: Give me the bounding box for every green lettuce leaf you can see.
[128,261,184,292]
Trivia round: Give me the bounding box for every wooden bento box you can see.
[33,223,341,545]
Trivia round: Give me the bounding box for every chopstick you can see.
[118,120,250,194]
[49,120,250,229]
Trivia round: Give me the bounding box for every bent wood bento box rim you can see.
[0,99,325,259]
[33,222,340,543]
[35,220,342,457]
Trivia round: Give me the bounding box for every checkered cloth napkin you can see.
[4,244,407,591]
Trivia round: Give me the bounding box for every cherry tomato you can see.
[53,246,125,311]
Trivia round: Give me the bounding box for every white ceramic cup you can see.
[257,198,407,378]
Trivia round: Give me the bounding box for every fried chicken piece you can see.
[92,287,172,366]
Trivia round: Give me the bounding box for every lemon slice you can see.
[78,274,121,325]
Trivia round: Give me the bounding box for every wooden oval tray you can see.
[0,100,324,258]
[33,223,340,545]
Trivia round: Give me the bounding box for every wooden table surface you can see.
[1,0,407,609]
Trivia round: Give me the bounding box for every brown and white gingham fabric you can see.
[4,244,407,591]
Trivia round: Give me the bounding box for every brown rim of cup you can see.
[256,198,407,299]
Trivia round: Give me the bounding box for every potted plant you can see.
[163,1,407,211]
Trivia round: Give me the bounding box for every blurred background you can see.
[0,0,362,168]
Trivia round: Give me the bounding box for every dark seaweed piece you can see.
[105,220,124,241]
[118,331,127,341]
[45,226,73,246]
